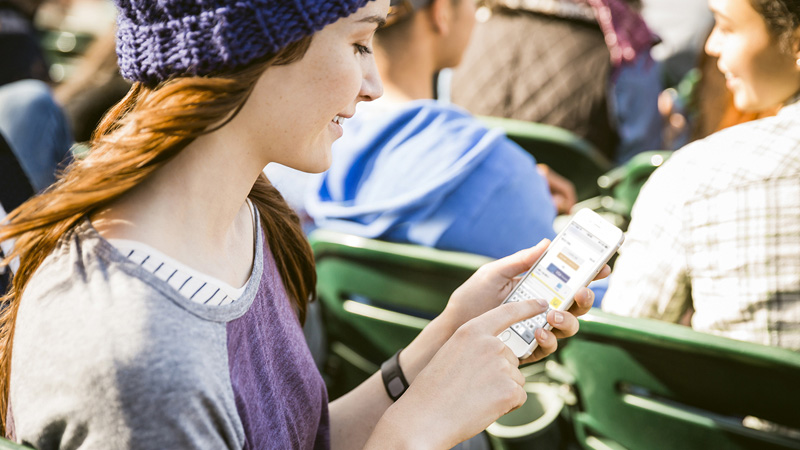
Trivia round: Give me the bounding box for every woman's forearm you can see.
[328,315,456,449]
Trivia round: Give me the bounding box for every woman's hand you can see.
[397,239,609,388]
[359,240,611,449]
[438,239,608,362]
[368,300,553,449]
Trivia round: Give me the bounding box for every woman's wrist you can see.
[397,314,458,384]
[367,396,444,450]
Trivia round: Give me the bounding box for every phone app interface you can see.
[505,222,610,344]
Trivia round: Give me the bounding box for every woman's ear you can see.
[429,0,452,36]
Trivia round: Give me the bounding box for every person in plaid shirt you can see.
[603,0,800,350]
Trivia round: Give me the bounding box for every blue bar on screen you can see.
[547,263,570,283]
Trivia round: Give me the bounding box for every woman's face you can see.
[705,0,800,112]
[235,0,389,173]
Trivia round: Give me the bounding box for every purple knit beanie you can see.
[114,0,371,86]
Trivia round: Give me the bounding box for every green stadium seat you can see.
[564,150,673,233]
[596,150,673,220]
[555,309,800,450]
[479,116,613,201]
[0,437,33,449]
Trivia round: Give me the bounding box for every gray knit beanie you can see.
[114,0,371,86]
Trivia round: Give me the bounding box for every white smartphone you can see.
[498,208,624,359]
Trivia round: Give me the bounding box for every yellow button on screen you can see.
[550,297,562,308]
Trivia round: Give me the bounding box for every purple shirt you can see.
[227,239,330,450]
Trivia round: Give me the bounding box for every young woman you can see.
[603,0,800,349]
[0,0,605,448]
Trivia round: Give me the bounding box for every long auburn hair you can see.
[0,37,316,433]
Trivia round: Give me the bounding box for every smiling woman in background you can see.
[603,0,800,350]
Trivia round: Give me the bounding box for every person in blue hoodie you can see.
[303,0,575,260]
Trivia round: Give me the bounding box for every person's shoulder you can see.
[12,225,239,447]
[389,99,478,125]
[351,99,534,170]
[671,112,800,191]
[345,99,474,138]
[18,221,223,355]
[422,103,539,168]
[355,99,490,134]
[24,222,164,312]
[656,109,798,176]
[695,109,800,162]
[408,102,530,145]
[389,100,520,151]
[636,111,800,216]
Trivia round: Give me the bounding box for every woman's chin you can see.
[731,92,759,113]
[294,158,332,175]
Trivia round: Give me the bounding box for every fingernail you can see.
[539,328,550,340]
[536,298,548,309]
[553,311,564,324]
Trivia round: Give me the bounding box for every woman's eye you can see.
[713,21,732,35]
[354,44,373,55]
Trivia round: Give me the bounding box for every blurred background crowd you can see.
[1,0,799,445]
[0,0,769,193]
[2,0,798,349]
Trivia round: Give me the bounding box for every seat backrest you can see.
[309,229,490,394]
[0,437,32,450]
[479,116,612,201]
[597,150,673,219]
[558,309,800,450]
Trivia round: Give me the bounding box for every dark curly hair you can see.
[751,0,800,54]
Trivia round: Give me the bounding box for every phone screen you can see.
[506,221,611,344]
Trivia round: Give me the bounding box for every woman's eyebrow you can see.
[358,14,387,28]
[708,5,731,23]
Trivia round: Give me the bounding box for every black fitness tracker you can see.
[380,348,409,401]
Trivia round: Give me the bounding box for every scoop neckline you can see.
[74,213,264,323]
